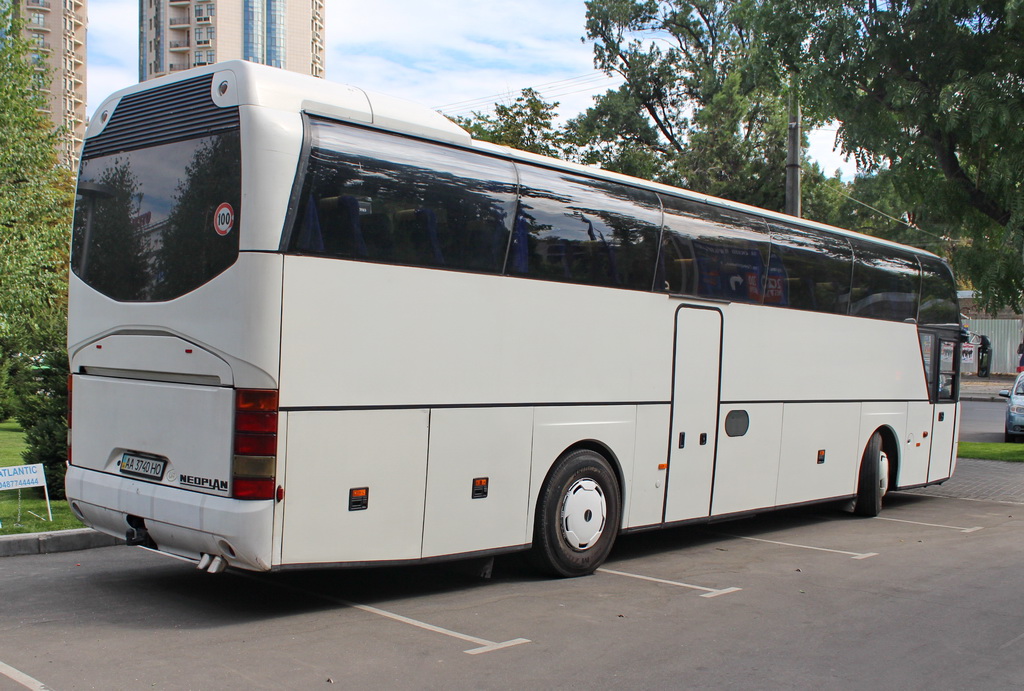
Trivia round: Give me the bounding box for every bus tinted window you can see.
[765,222,853,315]
[918,257,959,324]
[71,131,241,302]
[850,242,920,321]
[510,168,662,289]
[658,196,770,303]
[291,119,517,273]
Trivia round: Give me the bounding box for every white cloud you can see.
[323,0,611,119]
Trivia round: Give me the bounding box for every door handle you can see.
[700,432,708,446]
[678,432,685,449]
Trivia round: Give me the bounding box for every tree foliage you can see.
[452,88,565,157]
[0,3,74,350]
[746,0,1024,311]
[576,0,809,206]
[0,2,74,493]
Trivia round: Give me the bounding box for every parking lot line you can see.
[341,599,530,655]
[235,573,530,655]
[717,533,878,559]
[874,516,983,533]
[0,659,50,690]
[597,568,742,598]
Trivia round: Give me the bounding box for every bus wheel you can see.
[853,432,889,517]
[530,449,621,577]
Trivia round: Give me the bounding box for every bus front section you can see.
[65,69,287,573]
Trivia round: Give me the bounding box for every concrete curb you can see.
[0,528,123,557]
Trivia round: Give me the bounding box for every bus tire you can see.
[853,432,889,517]
[530,449,621,578]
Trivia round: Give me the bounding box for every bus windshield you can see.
[71,130,242,302]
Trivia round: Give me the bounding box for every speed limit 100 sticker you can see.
[214,202,235,236]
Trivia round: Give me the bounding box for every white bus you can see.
[67,61,961,577]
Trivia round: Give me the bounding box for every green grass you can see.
[957,441,1024,462]
[0,420,84,535]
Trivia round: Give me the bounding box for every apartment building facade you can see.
[140,0,325,81]
[18,0,88,167]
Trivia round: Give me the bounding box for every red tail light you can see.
[232,389,278,500]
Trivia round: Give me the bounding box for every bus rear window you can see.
[71,131,241,302]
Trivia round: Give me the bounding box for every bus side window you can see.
[918,257,959,325]
[765,222,853,315]
[512,166,661,290]
[659,195,770,303]
[291,119,517,275]
[850,242,920,322]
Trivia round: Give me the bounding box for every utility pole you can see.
[785,84,801,217]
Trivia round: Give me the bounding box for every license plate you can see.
[119,453,167,480]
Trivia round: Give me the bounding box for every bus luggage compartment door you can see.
[280,409,429,566]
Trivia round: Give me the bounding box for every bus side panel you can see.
[711,403,783,515]
[278,258,672,409]
[859,401,909,483]
[421,407,534,558]
[279,410,428,565]
[627,404,671,528]
[528,406,638,538]
[928,402,959,482]
[719,306,927,404]
[775,402,861,506]
[902,402,935,486]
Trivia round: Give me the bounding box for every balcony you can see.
[169,0,189,4]
[169,63,188,71]
[169,40,190,50]
[26,0,51,9]
[169,17,190,26]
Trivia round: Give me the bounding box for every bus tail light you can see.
[232,389,278,500]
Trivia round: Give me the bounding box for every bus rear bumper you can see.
[66,465,274,572]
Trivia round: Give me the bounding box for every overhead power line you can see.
[434,73,620,117]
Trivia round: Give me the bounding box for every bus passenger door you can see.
[664,305,721,523]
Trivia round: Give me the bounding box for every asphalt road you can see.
[959,399,1007,443]
[2,490,1024,690]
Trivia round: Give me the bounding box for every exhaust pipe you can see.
[196,553,229,574]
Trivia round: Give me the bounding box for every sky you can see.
[85,0,855,178]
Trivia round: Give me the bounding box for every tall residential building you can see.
[17,0,88,167]
[140,0,325,82]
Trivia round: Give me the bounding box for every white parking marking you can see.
[999,631,1024,650]
[0,660,50,690]
[341,599,530,655]
[719,534,878,559]
[238,574,529,655]
[598,568,742,598]
[875,516,983,533]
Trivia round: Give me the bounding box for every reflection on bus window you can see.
[850,242,920,321]
[291,119,518,274]
[766,222,853,315]
[658,196,770,303]
[511,167,662,290]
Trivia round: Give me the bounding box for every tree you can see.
[452,88,565,156]
[0,2,75,494]
[0,3,74,349]
[746,0,1024,311]
[577,0,814,206]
